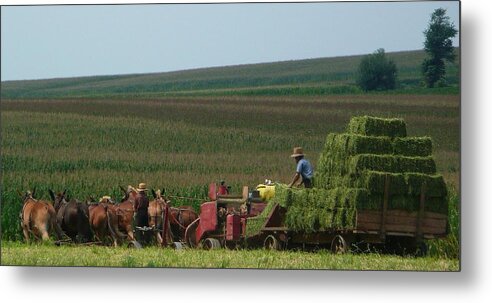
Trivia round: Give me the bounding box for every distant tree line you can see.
[356,8,457,92]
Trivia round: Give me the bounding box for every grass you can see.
[0,241,459,271]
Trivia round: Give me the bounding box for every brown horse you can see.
[18,189,63,243]
[116,185,137,241]
[49,189,93,243]
[148,189,172,245]
[88,196,126,246]
[149,189,198,243]
[169,205,198,241]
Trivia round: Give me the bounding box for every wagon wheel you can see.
[172,242,185,250]
[263,235,281,250]
[331,235,348,254]
[202,238,221,250]
[127,240,143,249]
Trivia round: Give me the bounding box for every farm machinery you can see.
[183,181,447,254]
[182,116,450,254]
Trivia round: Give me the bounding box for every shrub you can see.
[356,48,398,91]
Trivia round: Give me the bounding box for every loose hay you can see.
[245,200,277,237]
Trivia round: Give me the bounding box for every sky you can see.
[1,1,460,81]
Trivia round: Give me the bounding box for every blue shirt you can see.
[296,158,314,180]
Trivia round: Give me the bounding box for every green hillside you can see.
[1,49,459,99]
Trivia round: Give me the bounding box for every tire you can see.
[263,235,281,250]
[127,240,143,249]
[331,235,349,254]
[202,238,221,250]
[172,242,185,250]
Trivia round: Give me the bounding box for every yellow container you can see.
[256,184,276,201]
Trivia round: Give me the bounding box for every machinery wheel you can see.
[202,238,221,250]
[263,235,281,250]
[331,235,349,254]
[127,240,143,249]
[172,242,185,250]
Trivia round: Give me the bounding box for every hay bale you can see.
[328,134,393,156]
[279,116,448,233]
[405,173,447,197]
[271,184,292,208]
[360,171,407,195]
[273,184,366,231]
[390,195,448,214]
[347,116,407,138]
[351,193,446,214]
[349,154,437,174]
[393,137,433,156]
[282,187,369,231]
[318,210,334,230]
[343,208,357,229]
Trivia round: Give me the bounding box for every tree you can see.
[422,8,458,87]
[356,48,397,92]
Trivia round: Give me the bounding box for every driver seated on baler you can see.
[217,180,230,195]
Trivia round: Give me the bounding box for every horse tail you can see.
[48,203,64,241]
[105,206,126,243]
[76,202,93,242]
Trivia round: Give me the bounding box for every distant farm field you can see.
[1,95,459,244]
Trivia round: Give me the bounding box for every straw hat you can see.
[290,147,305,158]
[99,195,112,203]
[136,183,148,192]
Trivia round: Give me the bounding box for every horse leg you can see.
[22,224,30,244]
[112,234,119,247]
[126,226,135,241]
[52,218,64,241]
[39,223,50,241]
[156,231,163,245]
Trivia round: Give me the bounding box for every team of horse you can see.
[18,186,198,247]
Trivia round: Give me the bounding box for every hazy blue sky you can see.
[1,1,459,81]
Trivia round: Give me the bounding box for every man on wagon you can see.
[133,183,150,242]
[288,147,314,188]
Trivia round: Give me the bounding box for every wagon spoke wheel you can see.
[202,238,221,250]
[263,235,281,250]
[331,235,348,254]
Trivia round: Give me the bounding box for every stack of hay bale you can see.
[269,116,448,232]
